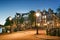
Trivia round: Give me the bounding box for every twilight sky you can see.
[0,0,60,25]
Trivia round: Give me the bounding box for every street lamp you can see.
[35,12,40,34]
[36,13,40,17]
[9,16,12,33]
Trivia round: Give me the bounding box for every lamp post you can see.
[9,16,12,33]
[35,12,40,34]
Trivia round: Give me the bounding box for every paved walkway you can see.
[0,30,60,40]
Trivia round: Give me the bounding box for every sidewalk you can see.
[0,30,60,40]
[19,30,60,40]
[20,34,60,40]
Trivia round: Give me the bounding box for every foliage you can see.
[56,6,60,19]
[57,6,60,13]
[4,17,13,26]
[19,16,24,24]
[28,10,36,23]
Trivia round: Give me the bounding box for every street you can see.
[0,30,60,40]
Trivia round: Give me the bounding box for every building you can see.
[12,9,60,31]
[35,8,60,29]
[0,25,5,33]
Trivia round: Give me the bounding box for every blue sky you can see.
[0,0,60,25]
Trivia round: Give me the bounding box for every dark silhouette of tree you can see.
[56,6,60,19]
[4,17,13,26]
[57,6,60,13]
[28,10,36,28]
[48,8,53,14]
[19,16,24,24]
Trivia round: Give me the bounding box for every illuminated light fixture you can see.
[44,23,47,26]
[36,13,40,17]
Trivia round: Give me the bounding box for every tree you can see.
[57,6,60,13]
[4,17,13,26]
[28,10,36,28]
[48,8,53,14]
[56,6,60,19]
[19,16,24,24]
